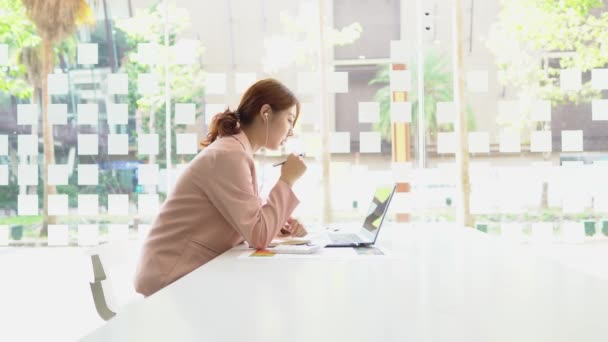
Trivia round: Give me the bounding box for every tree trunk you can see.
[318,0,332,225]
[40,38,57,237]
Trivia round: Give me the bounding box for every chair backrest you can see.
[86,240,143,321]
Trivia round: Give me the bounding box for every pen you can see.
[273,153,304,167]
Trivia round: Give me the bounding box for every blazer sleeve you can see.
[201,150,300,249]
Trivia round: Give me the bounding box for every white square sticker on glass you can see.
[499,130,521,153]
[497,100,520,123]
[48,164,69,185]
[48,73,68,95]
[78,224,99,246]
[173,39,198,65]
[329,72,348,93]
[329,132,350,153]
[0,165,7,185]
[77,43,98,65]
[18,164,38,186]
[530,130,552,152]
[436,102,456,124]
[18,194,38,216]
[78,164,98,185]
[17,104,37,125]
[530,100,551,122]
[466,70,488,93]
[561,130,583,152]
[137,43,160,65]
[359,132,381,153]
[205,73,227,94]
[175,103,196,125]
[108,194,129,215]
[0,135,7,155]
[49,104,67,125]
[298,102,318,125]
[108,224,129,242]
[0,44,7,65]
[390,102,412,123]
[78,134,98,155]
[138,164,159,185]
[108,134,129,155]
[18,134,38,156]
[591,69,608,90]
[138,73,159,95]
[437,132,456,154]
[138,133,159,155]
[48,195,69,216]
[77,103,98,125]
[78,194,99,215]
[560,68,582,91]
[389,69,411,91]
[235,73,257,94]
[592,99,608,121]
[106,103,128,125]
[107,73,128,94]
[138,194,159,216]
[390,40,410,63]
[468,132,490,153]
[48,225,69,246]
[358,102,380,123]
[176,133,198,155]
[205,104,225,125]
[297,72,318,94]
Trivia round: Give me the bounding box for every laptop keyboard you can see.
[329,233,364,244]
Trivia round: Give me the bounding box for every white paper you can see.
[0,135,7,155]
[49,104,67,125]
[560,69,582,91]
[77,43,98,65]
[530,100,551,122]
[530,131,552,152]
[106,103,128,125]
[205,104,226,125]
[108,134,129,155]
[468,132,490,153]
[358,102,380,123]
[437,132,456,154]
[329,132,350,153]
[48,225,69,246]
[591,69,608,90]
[390,102,412,123]
[176,133,198,155]
[17,104,37,125]
[78,134,99,155]
[389,70,411,91]
[0,165,7,185]
[436,102,456,124]
[561,130,583,152]
[592,99,608,121]
[78,194,99,215]
[0,44,7,65]
[78,164,98,185]
[48,195,68,216]
[175,103,196,125]
[77,103,98,125]
[359,132,381,153]
[205,73,227,94]
[78,224,99,246]
[107,73,128,94]
[18,194,38,216]
[138,73,160,95]
[18,134,38,156]
[499,130,521,153]
[48,73,68,95]
[108,194,129,215]
[329,72,348,93]
[235,73,257,94]
[173,39,198,65]
[108,224,129,242]
[466,70,488,93]
[0,225,7,246]
[390,40,409,63]
[138,194,159,216]
[137,43,160,65]
[138,164,159,185]
[48,164,69,186]
[18,164,38,186]
[138,133,159,155]
[297,72,318,94]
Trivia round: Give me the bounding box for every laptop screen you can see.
[359,185,396,241]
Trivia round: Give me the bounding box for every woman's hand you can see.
[279,153,307,187]
[279,217,308,237]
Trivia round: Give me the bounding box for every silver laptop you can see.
[325,184,396,248]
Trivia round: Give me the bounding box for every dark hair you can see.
[200,78,300,148]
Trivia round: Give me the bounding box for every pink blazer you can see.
[134,131,299,296]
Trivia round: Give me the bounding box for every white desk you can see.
[80,224,608,342]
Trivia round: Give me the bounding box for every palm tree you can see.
[21,0,94,236]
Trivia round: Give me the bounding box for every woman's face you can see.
[265,105,296,150]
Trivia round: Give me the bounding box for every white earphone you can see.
[259,111,269,194]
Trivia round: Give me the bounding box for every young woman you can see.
[134,78,307,296]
